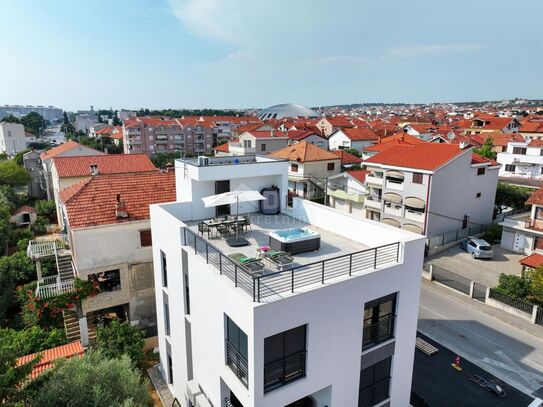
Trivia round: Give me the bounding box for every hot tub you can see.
[268,227,320,254]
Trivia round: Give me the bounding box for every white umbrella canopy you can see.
[202,190,265,208]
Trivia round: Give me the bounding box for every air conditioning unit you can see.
[195,394,212,407]
[186,380,202,405]
[198,156,210,166]
[513,158,519,162]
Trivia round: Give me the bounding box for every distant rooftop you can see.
[176,155,286,167]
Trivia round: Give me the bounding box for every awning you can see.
[381,218,401,228]
[386,170,404,179]
[404,197,425,209]
[403,223,423,234]
[383,192,402,204]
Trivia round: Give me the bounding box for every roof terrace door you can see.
[215,180,231,216]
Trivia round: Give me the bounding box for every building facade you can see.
[0,122,27,156]
[497,139,543,179]
[150,156,425,407]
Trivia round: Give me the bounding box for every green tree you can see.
[495,272,532,299]
[342,147,362,158]
[13,148,31,166]
[0,327,66,358]
[96,320,145,369]
[495,182,531,214]
[30,350,152,407]
[529,267,543,305]
[150,152,183,168]
[61,111,75,134]
[0,160,30,186]
[0,114,20,124]
[20,112,47,135]
[0,343,38,404]
[35,200,56,223]
[473,136,497,160]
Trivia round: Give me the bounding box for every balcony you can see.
[364,196,382,210]
[366,174,383,185]
[36,279,76,299]
[362,314,395,350]
[405,209,425,223]
[383,204,402,217]
[264,350,306,393]
[226,340,248,388]
[385,179,404,191]
[328,184,366,203]
[359,377,391,407]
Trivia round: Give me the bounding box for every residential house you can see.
[519,118,543,140]
[461,116,521,135]
[361,133,425,161]
[9,205,37,227]
[270,141,341,199]
[313,116,354,137]
[286,130,328,149]
[327,169,369,217]
[363,143,500,236]
[50,154,157,228]
[40,141,104,200]
[332,149,362,171]
[497,139,543,179]
[0,122,26,156]
[149,155,425,407]
[49,171,176,344]
[215,131,290,157]
[328,128,379,153]
[500,187,543,254]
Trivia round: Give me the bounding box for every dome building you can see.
[258,103,320,120]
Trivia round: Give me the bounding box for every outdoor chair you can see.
[198,221,211,239]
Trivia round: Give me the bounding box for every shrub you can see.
[29,350,152,407]
[0,326,66,358]
[32,216,49,235]
[96,319,145,369]
[481,224,502,244]
[495,272,531,299]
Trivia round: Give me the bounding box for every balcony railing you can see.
[183,228,401,302]
[264,350,306,393]
[362,314,395,350]
[359,377,391,407]
[226,340,248,388]
[36,280,76,299]
[27,239,67,259]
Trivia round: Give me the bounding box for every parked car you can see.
[461,237,494,259]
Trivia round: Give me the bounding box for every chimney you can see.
[90,164,99,176]
[115,194,128,218]
[459,141,469,149]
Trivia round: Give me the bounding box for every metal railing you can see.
[362,314,395,350]
[27,239,67,259]
[183,228,401,302]
[36,280,76,299]
[488,289,534,314]
[359,377,391,407]
[264,350,306,393]
[225,340,248,388]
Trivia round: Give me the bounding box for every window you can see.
[327,162,335,171]
[243,140,252,148]
[161,250,168,288]
[505,164,516,172]
[412,173,423,184]
[291,163,299,172]
[358,357,392,407]
[264,324,307,393]
[167,353,173,384]
[476,192,481,198]
[226,316,248,387]
[363,293,396,350]
[477,167,486,176]
[88,270,121,293]
[261,143,267,152]
[164,299,170,336]
[184,271,190,315]
[140,229,152,247]
[512,147,527,155]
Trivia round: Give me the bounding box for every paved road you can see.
[418,280,543,398]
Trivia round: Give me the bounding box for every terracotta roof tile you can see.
[332,149,363,165]
[12,205,36,216]
[339,128,379,141]
[214,143,230,153]
[17,341,84,380]
[40,141,102,161]
[347,169,369,183]
[527,187,543,206]
[520,252,543,268]
[53,154,156,177]
[270,141,339,163]
[63,172,176,229]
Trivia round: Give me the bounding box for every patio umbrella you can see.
[202,190,265,246]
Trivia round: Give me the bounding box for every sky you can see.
[0,0,542,111]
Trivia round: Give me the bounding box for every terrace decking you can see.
[184,213,401,302]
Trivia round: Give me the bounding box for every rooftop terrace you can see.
[177,155,285,168]
[182,207,403,302]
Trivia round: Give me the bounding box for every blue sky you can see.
[1,0,542,111]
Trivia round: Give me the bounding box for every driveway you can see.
[426,244,525,287]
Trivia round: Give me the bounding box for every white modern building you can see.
[497,139,543,179]
[150,155,425,407]
[0,122,27,156]
[328,128,379,153]
[327,170,369,217]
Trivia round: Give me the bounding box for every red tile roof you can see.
[53,154,156,178]
[332,149,363,165]
[286,130,322,141]
[95,126,114,135]
[347,169,370,183]
[529,139,543,147]
[270,141,339,163]
[520,253,543,269]
[527,187,543,206]
[214,143,230,153]
[365,143,465,171]
[62,172,176,229]
[245,130,288,139]
[339,128,379,141]
[12,205,36,215]
[520,120,543,133]
[17,341,84,380]
[471,153,499,166]
[40,141,102,161]
[323,116,354,128]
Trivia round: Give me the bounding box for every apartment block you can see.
[150,155,424,407]
[363,143,500,236]
[0,122,27,156]
[497,139,543,179]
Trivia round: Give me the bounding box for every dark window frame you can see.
[161,250,168,288]
[412,172,423,184]
[139,229,152,247]
[327,162,335,171]
[358,357,392,407]
[164,299,170,336]
[477,167,486,176]
[505,164,516,172]
[363,293,397,350]
[291,163,299,172]
[225,316,248,387]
